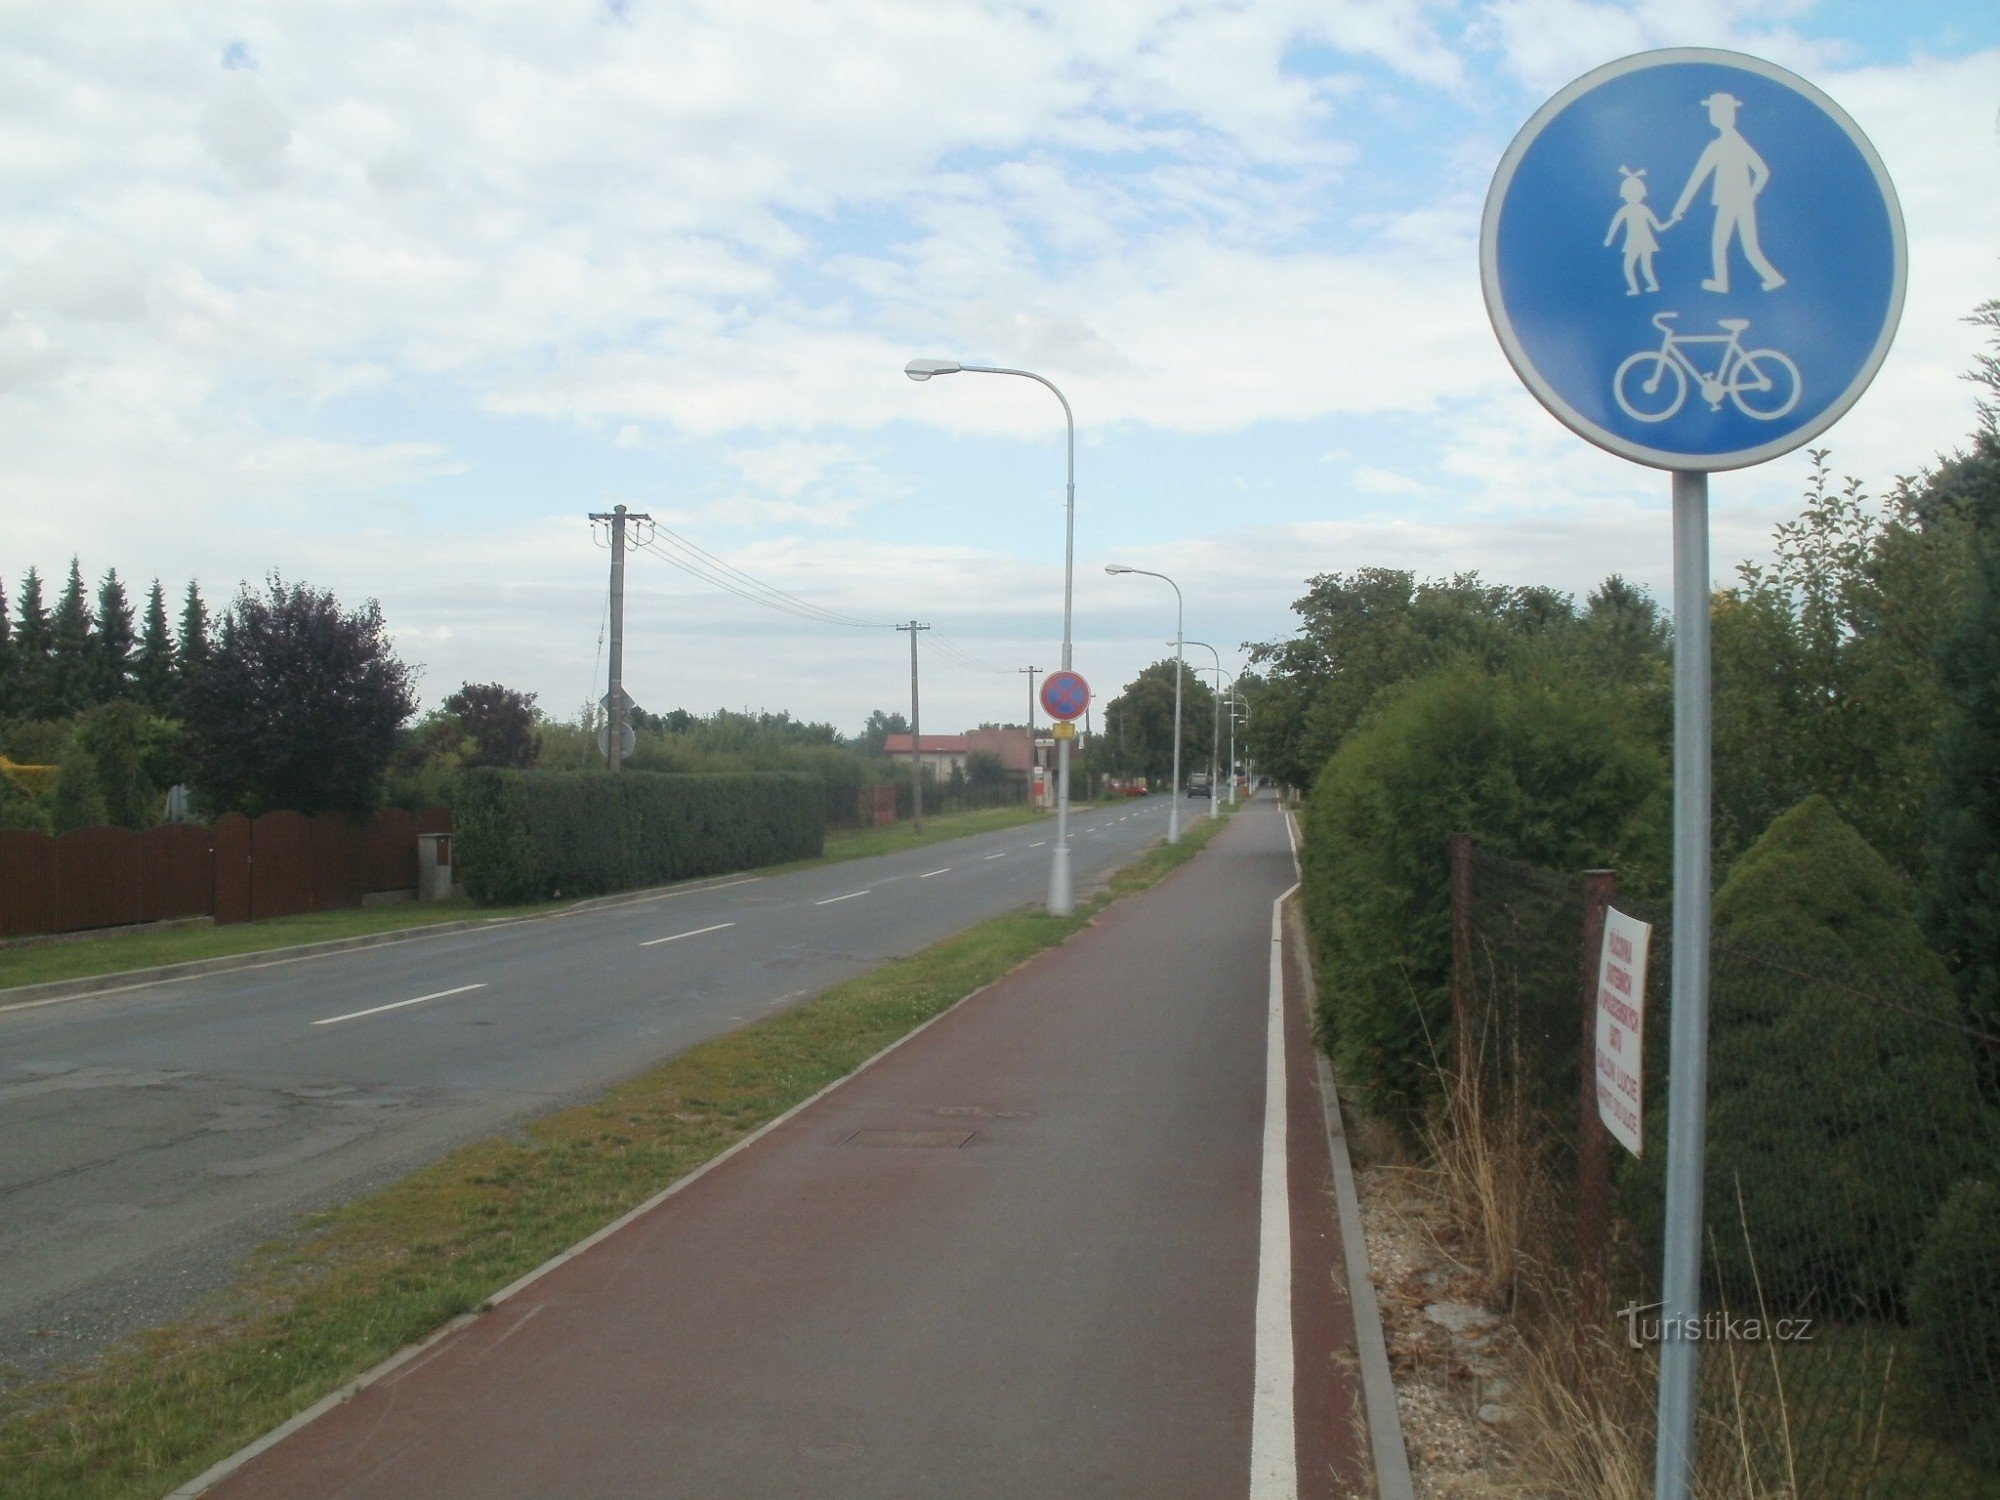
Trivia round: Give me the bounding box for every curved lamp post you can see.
[1104,564,1183,844]
[1183,640,1227,822]
[1229,691,1251,801]
[906,357,1078,914]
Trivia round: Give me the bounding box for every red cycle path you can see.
[202,801,1365,1499]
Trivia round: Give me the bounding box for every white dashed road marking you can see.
[313,983,487,1028]
[641,922,736,948]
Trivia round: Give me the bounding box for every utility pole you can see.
[1020,665,1041,804]
[588,503,651,771]
[898,621,931,831]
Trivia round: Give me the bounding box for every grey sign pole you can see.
[1654,470,1714,1496]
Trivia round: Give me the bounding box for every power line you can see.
[632,524,896,630]
[927,626,1012,675]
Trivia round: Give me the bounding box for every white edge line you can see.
[310,983,486,1027]
[813,890,870,906]
[171,952,1028,1499]
[1250,879,1301,1499]
[919,868,951,879]
[639,922,736,948]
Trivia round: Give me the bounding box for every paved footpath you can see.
[197,799,1370,1499]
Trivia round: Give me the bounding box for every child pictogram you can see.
[1604,166,1666,295]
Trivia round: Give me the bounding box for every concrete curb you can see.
[1282,824,1414,1500]
[0,872,764,1016]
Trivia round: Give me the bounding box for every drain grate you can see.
[840,1128,976,1149]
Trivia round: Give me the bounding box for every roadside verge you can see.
[0,806,1234,1500]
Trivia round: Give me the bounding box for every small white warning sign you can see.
[1594,906,1652,1156]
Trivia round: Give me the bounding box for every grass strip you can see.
[0,803,1234,1500]
[0,804,1057,994]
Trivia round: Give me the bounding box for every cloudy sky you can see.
[3,2,1996,739]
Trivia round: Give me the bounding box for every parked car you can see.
[1187,772,1211,799]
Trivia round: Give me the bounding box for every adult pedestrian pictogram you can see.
[1041,670,1090,723]
[1482,47,1903,471]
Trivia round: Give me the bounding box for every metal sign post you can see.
[1481,48,1902,1497]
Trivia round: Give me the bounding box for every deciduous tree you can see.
[182,575,418,816]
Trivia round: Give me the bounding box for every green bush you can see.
[0,769,49,832]
[73,701,159,829]
[48,736,107,833]
[454,768,824,904]
[1908,1177,2000,1473]
[1622,797,1996,1314]
[1299,666,1665,1134]
[454,768,541,904]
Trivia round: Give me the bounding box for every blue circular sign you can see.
[1041,670,1090,722]
[1481,49,1903,471]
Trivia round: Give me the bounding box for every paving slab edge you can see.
[1283,811,1415,1500]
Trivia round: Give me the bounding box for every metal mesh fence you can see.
[1459,843,2000,1496]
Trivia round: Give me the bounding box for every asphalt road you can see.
[0,795,1199,1388]
[200,796,1363,1499]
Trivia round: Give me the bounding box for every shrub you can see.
[454,768,540,904]
[73,700,158,829]
[0,767,49,832]
[455,768,824,903]
[1907,1177,2000,1473]
[1622,796,1996,1314]
[48,736,107,832]
[1300,666,1665,1134]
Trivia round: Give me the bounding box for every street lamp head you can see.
[904,357,963,382]
[1105,564,1133,575]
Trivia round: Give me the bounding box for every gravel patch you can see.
[1352,1148,1518,1498]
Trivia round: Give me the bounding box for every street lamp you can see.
[1104,564,1183,844]
[906,356,1079,914]
[1228,691,1251,802]
[1183,640,1227,821]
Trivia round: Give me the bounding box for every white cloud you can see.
[0,4,1993,737]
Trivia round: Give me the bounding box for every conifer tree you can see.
[176,580,210,709]
[135,580,174,712]
[48,558,95,717]
[92,567,136,705]
[14,568,52,718]
[0,577,13,717]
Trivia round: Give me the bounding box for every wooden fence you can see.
[0,807,452,940]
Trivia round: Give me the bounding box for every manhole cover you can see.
[841,1129,976,1149]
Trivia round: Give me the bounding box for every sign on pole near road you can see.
[1482,48,1904,471]
[1041,670,1090,723]
[1482,48,1901,1499]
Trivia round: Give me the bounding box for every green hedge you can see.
[455,769,824,903]
[1908,1177,2000,1472]
[1300,666,1666,1136]
[1621,796,1995,1314]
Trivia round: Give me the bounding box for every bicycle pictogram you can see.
[1613,312,1801,423]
